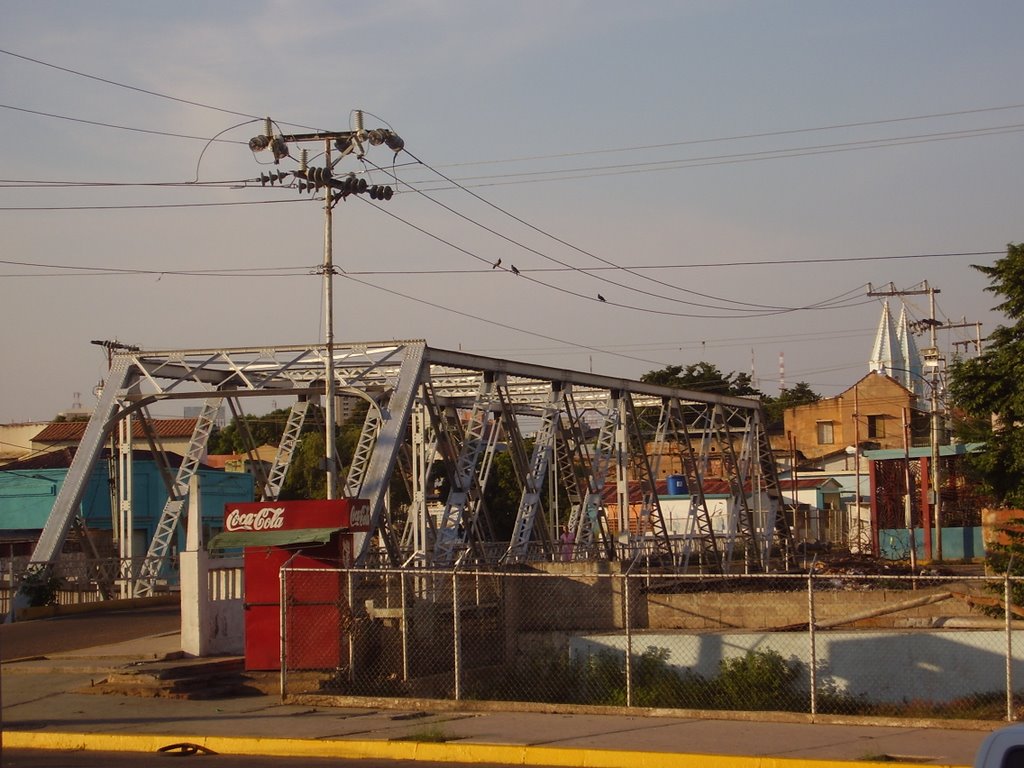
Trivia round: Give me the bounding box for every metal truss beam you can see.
[134,396,222,596]
[502,385,563,563]
[33,339,784,577]
[432,376,501,566]
[30,357,133,568]
[567,392,618,560]
[262,400,311,501]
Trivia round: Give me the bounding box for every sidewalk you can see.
[0,631,996,768]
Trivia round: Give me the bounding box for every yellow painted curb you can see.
[2,730,970,768]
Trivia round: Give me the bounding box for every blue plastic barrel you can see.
[667,474,688,495]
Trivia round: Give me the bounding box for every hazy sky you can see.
[2,1,1022,424]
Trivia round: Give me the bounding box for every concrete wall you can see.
[878,527,985,561]
[571,629,1018,704]
[180,552,244,656]
[644,584,981,630]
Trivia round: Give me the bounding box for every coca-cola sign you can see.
[223,499,367,533]
[226,506,285,532]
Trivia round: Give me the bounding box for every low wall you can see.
[571,629,1019,704]
[644,584,983,631]
[879,527,984,560]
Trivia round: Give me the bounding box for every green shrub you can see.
[19,568,62,607]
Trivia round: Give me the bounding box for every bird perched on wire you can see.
[511,264,520,275]
[597,294,606,302]
[492,258,502,269]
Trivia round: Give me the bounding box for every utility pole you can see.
[249,113,403,499]
[867,282,943,560]
[946,318,985,356]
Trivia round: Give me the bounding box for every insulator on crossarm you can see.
[384,133,404,154]
[270,136,289,164]
[259,173,271,186]
[311,167,331,188]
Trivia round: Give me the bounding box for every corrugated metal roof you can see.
[32,418,198,443]
[1,448,197,471]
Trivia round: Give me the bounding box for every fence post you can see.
[279,564,288,702]
[624,574,633,708]
[1007,569,1015,722]
[347,569,355,683]
[400,570,409,682]
[452,570,462,701]
[808,570,817,716]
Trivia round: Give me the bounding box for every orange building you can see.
[782,371,927,463]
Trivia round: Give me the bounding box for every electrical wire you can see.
[378,154,821,313]
[0,178,248,188]
[362,177,874,318]
[0,47,325,131]
[338,249,999,274]
[439,102,1024,169]
[335,271,674,370]
[0,257,313,278]
[386,147,995,318]
[0,199,306,212]
[399,123,1024,193]
[0,102,248,143]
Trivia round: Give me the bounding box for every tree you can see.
[947,243,1024,508]
[641,362,763,398]
[208,408,296,455]
[208,402,389,502]
[762,382,821,430]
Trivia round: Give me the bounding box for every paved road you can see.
[0,606,180,661]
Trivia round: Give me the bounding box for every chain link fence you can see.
[279,567,1024,721]
[0,554,183,613]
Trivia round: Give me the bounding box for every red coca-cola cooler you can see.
[209,499,370,671]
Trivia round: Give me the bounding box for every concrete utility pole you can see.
[866,281,950,560]
[248,113,403,499]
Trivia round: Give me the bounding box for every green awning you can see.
[207,526,342,550]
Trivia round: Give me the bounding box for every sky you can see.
[2,1,1022,424]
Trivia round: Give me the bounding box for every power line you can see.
[0,199,305,212]
[368,159,860,315]
[0,257,312,278]
[0,48,262,121]
[439,102,1024,169]
[402,123,1024,191]
[0,249,997,281]
[0,102,249,144]
[339,249,1000,273]
[363,194,869,319]
[336,271,674,370]
[395,153,801,312]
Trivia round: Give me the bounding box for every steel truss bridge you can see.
[30,340,793,596]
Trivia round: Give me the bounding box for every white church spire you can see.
[869,301,904,376]
[869,301,924,395]
[895,305,924,396]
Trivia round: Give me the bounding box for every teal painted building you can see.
[0,451,253,560]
